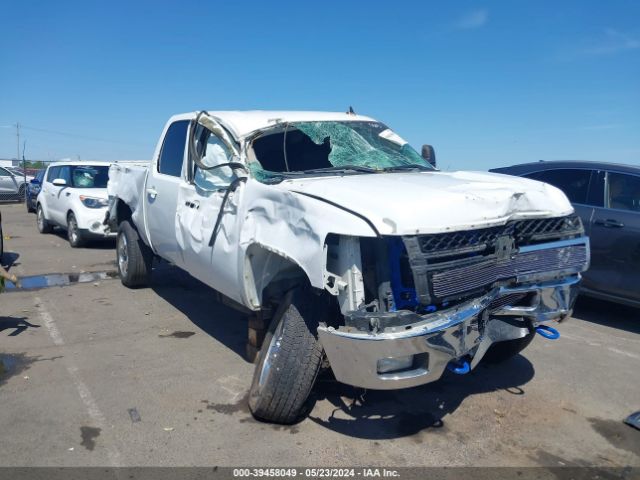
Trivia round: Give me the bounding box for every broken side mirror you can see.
[421,144,436,168]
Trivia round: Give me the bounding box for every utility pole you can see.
[15,122,20,162]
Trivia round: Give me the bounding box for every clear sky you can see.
[1,1,638,170]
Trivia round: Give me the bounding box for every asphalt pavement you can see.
[1,202,638,468]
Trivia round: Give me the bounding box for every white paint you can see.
[34,297,123,467]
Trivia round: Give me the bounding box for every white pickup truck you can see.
[106,110,590,424]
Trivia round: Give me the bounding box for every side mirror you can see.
[30,178,41,185]
[52,178,67,187]
[421,144,436,168]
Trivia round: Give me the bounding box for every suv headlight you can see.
[79,196,108,209]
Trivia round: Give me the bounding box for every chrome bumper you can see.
[317,275,581,390]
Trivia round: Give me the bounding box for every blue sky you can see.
[1,0,638,170]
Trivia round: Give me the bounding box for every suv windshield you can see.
[69,165,109,188]
[248,121,432,183]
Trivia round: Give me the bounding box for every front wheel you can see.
[67,213,86,248]
[117,220,153,288]
[248,287,325,424]
[37,205,53,234]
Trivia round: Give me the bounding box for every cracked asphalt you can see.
[1,203,638,468]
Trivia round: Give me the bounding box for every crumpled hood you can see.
[277,171,574,235]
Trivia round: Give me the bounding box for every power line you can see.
[19,124,146,147]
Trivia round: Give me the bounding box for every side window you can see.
[193,132,234,190]
[525,169,591,204]
[607,172,640,212]
[0,167,10,177]
[586,171,605,207]
[158,120,189,177]
[47,166,60,182]
[58,166,72,185]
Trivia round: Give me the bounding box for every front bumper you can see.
[317,275,580,390]
[76,207,116,237]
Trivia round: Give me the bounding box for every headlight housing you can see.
[80,195,108,209]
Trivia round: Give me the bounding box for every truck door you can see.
[144,120,190,264]
[175,118,246,304]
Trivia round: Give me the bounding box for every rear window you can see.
[158,120,189,177]
[525,169,592,204]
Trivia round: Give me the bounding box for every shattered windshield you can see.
[248,121,433,183]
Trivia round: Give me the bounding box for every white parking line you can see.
[34,296,123,467]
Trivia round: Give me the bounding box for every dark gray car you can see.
[490,161,640,308]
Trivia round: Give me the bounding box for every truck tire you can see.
[482,331,535,364]
[249,288,324,424]
[117,220,153,288]
[37,205,53,234]
[67,213,86,248]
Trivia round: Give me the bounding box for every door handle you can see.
[65,192,70,197]
[594,218,624,228]
[146,187,158,199]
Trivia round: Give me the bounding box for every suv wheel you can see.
[37,205,53,234]
[67,213,86,248]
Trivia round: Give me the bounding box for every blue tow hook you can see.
[535,324,560,340]
[447,358,471,375]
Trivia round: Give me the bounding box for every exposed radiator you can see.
[431,242,588,298]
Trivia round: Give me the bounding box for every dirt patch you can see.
[80,426,101,451]
[159,331,195,339]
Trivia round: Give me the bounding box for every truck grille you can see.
[431,242,588,298]
[397,215,588,307]
[418,215,583,259]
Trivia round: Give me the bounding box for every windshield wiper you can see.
[297,165,379,175]
[381,164,432,172]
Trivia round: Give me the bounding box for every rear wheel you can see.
[117,220,153,288]
[37,205,53,234]
[248,287,325,424]
[483,331,535,363]
[67,213,86,248]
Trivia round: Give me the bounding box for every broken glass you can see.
[249,121,432,183]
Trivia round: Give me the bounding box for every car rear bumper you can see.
[317,275,580,390]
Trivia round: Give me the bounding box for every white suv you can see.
[36,161,114,247]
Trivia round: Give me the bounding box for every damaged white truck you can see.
[106,110,590,424]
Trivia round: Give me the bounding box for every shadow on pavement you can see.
[1,251,20,270]
[51,230,116,250]
[573,296,640,335]
[307,354,535,439]
[150,263,249,360]
[0,316,40,336]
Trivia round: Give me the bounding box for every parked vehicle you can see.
[106,111,590,424]
[491,161,639,308]
[0,166,32,200]
[26,169,45,213]
[36,161,113,247]
[0,210,3,262]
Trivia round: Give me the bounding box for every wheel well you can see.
[244,244,312,310]
[116,200,133,225]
